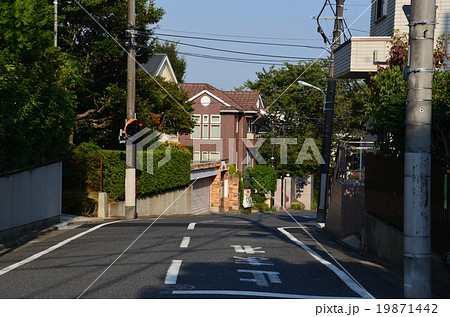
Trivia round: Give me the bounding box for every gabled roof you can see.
[225,91,263,112]
[140,54,178,83]
[179,83,264,113]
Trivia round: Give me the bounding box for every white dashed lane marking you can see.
[165,260,182,285]
[187,223,196,230]
[180,237,191,248]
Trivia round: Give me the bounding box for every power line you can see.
[154,37,318,60]
[158,28,323,42]
[178,51,309,65]
[153,32,327,49]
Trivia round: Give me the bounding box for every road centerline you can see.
[180,237,191,248]
[187,223,196,230]
[165,260,183,285]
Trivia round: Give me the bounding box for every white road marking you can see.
[171,290,355,299]
[0,221,122,277]
[187,223,196,230]
[180,237,191,248]
[231,245,265,254]
[278,227,374,299]
[234,256,274,266]
[238,269,281,287]
[165,260,183,285]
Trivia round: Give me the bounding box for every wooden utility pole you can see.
[403,0,436,298]
[317,0,344,222]
[125,0,137,219]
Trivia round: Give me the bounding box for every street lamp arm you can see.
[298,80,326,111]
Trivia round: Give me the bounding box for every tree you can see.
[155,41,187,83]
[364,33,450,166]
[248,165,277,194]
[242,60,367,177]
[0,0,79,173]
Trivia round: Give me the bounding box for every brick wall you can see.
[227,174,240,211]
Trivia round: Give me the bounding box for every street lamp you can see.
[298,80,331,222]
[298,80,326,111]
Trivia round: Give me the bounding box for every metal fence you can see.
[365,154,450,253]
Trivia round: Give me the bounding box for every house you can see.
[178,83,265,172]
[334,0,450,79]
[140,53,178,83]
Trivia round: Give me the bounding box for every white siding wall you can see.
[371,0,397,36]
[436,0,450,37]
[370,0,450,37]
[334,37,391,78]
[334,40,352,78]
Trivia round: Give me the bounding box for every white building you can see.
[334,0,450,79]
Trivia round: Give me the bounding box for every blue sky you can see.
[154,0,372,90]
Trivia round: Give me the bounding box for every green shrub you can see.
[251,193,266,204]
[64,142,191,201]
[99,150,126,201]
[248,165,277,194]
[137,149,191,198]
[62,194,97,217]
[243,166,252,188]
[291,199,305,210]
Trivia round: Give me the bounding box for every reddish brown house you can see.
[179,83,265,172]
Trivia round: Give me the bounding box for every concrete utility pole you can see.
[317,0,344,223]
[125,0,137,219]
[403,0,436,299]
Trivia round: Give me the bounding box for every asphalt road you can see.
[0,211,404,299]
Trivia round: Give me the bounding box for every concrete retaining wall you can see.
[0,162,62,240]
[326,180,361,239]
[108,186,192,217]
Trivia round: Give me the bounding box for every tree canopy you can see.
[0,0,78,173]
[242,59,367,176]
[0,0,195,173]
[364,33,450,166]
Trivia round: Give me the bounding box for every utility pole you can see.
[125,0,137,219]
[403,0,436,298]
[317,0,344,223]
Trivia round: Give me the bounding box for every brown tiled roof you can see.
[179,83,263,112]
[224,91,261,112]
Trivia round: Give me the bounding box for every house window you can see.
[193,115,201,123]
[193,151,200,161]
[211,115,221,123]
[192,125,201,139]
[247,117,255,133]
[203,115,209,123]
[376,0,387,21]
[202,124,209,139]
[210,152,220,161]
[191,115,201,139]
[202,151,209,161]
[210,124,220,139]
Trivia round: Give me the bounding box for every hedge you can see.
[64,142,191,201]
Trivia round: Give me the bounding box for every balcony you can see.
[334,36,391,79]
